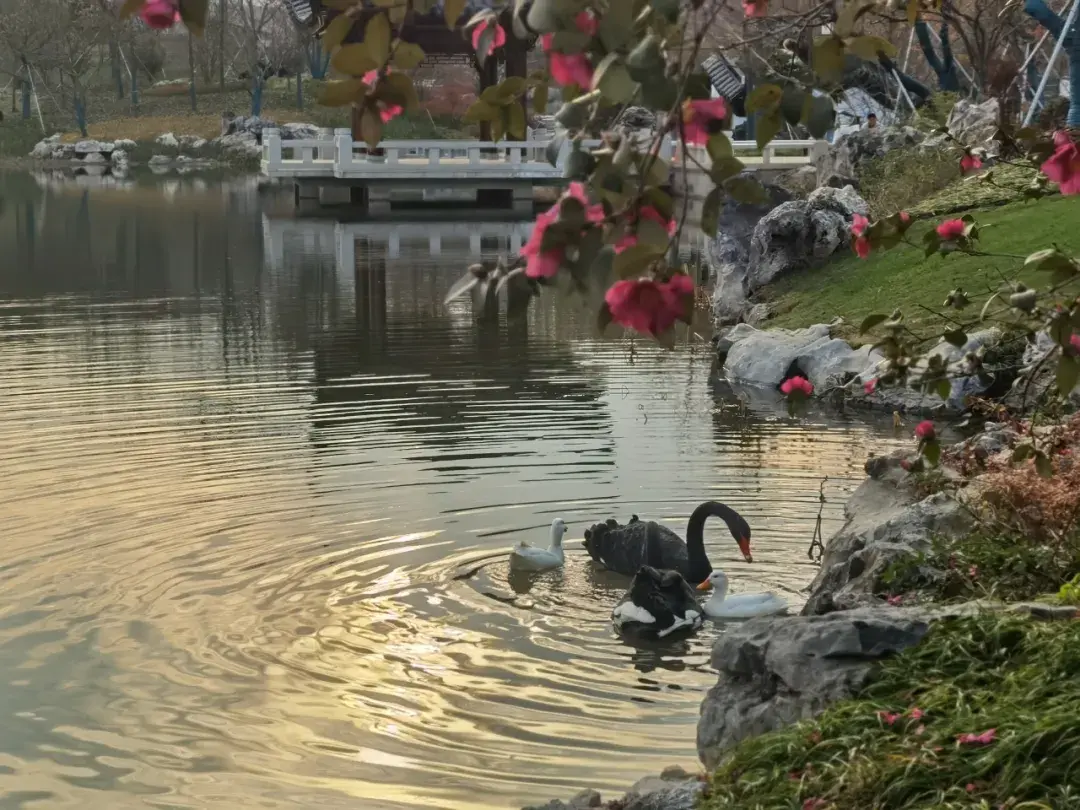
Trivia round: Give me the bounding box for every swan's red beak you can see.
[696,580,712,591]
[738,538,753,563]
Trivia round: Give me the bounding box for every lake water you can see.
[0,172,906,810]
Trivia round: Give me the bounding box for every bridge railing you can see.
[261,129,822,180]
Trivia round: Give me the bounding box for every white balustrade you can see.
[261,128,820,182]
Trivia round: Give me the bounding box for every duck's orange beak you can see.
[696,580,712,591]
[738,537,753,563]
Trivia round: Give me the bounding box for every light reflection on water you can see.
[0,173,906,809]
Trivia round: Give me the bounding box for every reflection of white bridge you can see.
[263,217,537,269]
[262,128,824,211]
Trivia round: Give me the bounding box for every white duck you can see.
[696,570,788,619]
[509,519,568,572]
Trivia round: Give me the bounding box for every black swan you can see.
[583,502,752,585]
[611,564,704,639]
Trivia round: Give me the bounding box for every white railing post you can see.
[555,139,572,171]
[265,128,282,169]
[318,128,334,160]
[468,147,480,164]
[510,144,522,164]
[428,146,440,167]
[334,128,352,173]
[386,147,399,166]
[762,143,773,166]
[658,136,674,162]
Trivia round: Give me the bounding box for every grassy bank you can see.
[762,194,1080,337]
[704,612,1080,810]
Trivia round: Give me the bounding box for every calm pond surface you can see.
[0,171,907,810]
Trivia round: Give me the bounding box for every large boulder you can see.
[746,185,868,290]
[696,606,934,768]
[718,323,880,391]
[523,768,702,810]
[73,140,114,158]
[156,132,179,148]
[214,132,262,160]
[707,176,794,324]
[813,125,925,188]
[280,122,320,141]
[944,98,999,153]
[30,134,62,159]
[221,114,276,141]
[801,452,974,615]
[1003,330,1080,410]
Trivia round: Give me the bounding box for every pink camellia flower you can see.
[909,707,925,721]
[864,378,878,395]
[966,783,976,793]
[614,206,677,253]
[540,12,597,88]
[899,211,911,225]
[471,18,507,59]
[887,594,904,605]
[361,70,404,122]
[956,728,996,746]
[936,219,965,240]
[1071,334,1080,354]
[959,152,983,174]
[141,0,179,28]
[780,376,814,397]
[915,420,936,440]
[682,97,729,146]
[802,799,827,810]
[878,710,901,726]
[850,213,871,259]
[1042,130,1080,195]
[522,182,604,279]
[744,0,769,16]
[969,565,979,579]
[604,275,695,337]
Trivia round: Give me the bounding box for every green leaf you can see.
[331,44,379,76]
[178,0,208,35]
[846,35,897,61]
[1025,248,1079,277]
[318,78,367,107]
[755,109,782,150]
[701,187,723,237]
[725,176,768,205]
[933,379,951,401]
[813,36,846,83]
[474,23,497,67]
[639,75,677,110]
[444,0,466,28]
[544,133,566,166]
[802,94,835,139]
[644,154,670,187]
[322,14,355,53]
[706,132,733,163]
[507,102,527,140]
[1012,443,1036,462]
[550,30,591,53]
[649,0,680,21]
[392,42,426,70]
[745,84,782,114]
[780,85,805,126]
[1057,354,1080,396]
[626,34,665,82]
[364,13,392,67]
[533,82,549,114]
[598,0,633,51]
[383,72,419,111]
[835,0,877,37]
[592,54,637,104]
[709,156,744,184]
[922,439,941,467]
[496,76,529,102]
[119,0,145,19]
[360,106,383,150]
[1034,451,1054,479]
[859,313,888,334]
[463,99,499,123]
[943,329,968,348]
[597,301,614,333]
[613,244,665,279]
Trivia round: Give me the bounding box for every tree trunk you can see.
[110,41,125,99]
[188,32,198,111]
[1024,0,1080,126]
[219,0,227,91]
[251,76,263,117]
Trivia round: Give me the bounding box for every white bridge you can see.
[261,128,824,210]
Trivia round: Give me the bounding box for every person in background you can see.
[866,112,878,129]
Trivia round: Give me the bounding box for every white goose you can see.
[509,519,568,572]
[696,570,788,619]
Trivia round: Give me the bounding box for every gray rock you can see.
[50,144,75,160]
[148,154,172,166]
[1003,330,1080,410]
[80,152,106,164]
[944,98,1000,153]
[746,185,868,291]
[115,138,137,151]
[110,149,127,165]
[221,115,275,140]
[214,131,262,159]
[813,125,925,188]
[802,465,974,615]
[708,176,793,324]
[744,303,772,327]
[523,769,701,810]
[30,134,62,159]
[777,164,818,197]
[615,106,658,131]
[696,606,932,768]
[156,132,179,148]
[281,122,320,141]
[73,139,114,155]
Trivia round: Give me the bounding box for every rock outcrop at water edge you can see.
[522,767,704,810]
[709,185,866,325]
[813,125,924,189]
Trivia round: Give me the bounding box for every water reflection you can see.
[0,173,906,810]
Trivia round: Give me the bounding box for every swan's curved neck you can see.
[685,502,739,576]
[705,578,729,607]
[548,526,565,551]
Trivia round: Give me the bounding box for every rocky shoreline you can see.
[523,413,1079,810]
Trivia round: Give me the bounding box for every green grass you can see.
[703,613,1080,810]
[762,194,1080,337]
[907,163,1048,219]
